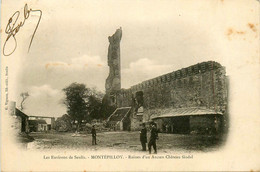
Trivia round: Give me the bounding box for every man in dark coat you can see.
[91,125,97,145]
[148,122,158,154]
[140,123,147,151]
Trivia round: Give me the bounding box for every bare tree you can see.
[20,92,29,111]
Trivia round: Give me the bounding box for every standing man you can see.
[148,122,158,154]
[140,123,147,151]
[91,125,97,145]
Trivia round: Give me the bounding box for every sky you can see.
[1,0,259,118]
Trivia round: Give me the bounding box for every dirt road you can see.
[25,131,224,153]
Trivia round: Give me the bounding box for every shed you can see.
[151,107,223,134]
[15,108,30,133]
[107,107,131,131]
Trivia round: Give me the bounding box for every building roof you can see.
[151,107,222,119]
[15,108,29,118]
[29,119,47,125]
[108,107,131,122]
[37,120,48,124]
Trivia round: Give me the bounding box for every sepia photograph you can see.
[1,0,259,171]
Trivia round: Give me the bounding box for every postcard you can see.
[1,0,260,171]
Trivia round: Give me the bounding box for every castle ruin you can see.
[106,28,228,134]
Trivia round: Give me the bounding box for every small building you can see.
[15,108,30,133]
[8,101,30,133]
[29,119,48,132]
[107,107,131,131]
[151,107,223,134]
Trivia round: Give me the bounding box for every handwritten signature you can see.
[3,4,42,56]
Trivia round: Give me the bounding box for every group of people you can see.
[91,123,159,154]
[140,122,159,154]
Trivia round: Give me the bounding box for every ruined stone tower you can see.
[105,28,122,97]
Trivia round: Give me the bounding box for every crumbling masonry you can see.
[105,28,228,134]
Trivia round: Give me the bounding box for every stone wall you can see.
[115,61,228,127]
[130,114,143,131]
[105,28,122,94]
